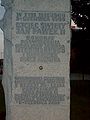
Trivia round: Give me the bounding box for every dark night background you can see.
[71,0,90,74]
[0,0,90,120]
[71,0,90,120]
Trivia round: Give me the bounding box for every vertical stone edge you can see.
[0,0,14,120]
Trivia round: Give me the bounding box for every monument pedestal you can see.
[0,0,70,120]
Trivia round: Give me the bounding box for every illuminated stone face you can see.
[0,0,70,120]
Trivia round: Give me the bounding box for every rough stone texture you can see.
[0,0,70,120]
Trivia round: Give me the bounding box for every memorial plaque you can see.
[0,0,70,120]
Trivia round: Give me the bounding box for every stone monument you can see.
[0,0,70,120]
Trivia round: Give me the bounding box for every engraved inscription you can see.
[16,22,66,35]
[15,36,65,62]
[16,12,66,22]
[14,77,65,104]
[16,12,68,35]
[14,11,68,63]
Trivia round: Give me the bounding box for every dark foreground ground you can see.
[0,80,90,120]
[71,80,90,120]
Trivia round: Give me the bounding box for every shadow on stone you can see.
[0,81,6,120]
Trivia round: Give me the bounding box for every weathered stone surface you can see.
[0,0,70,120]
